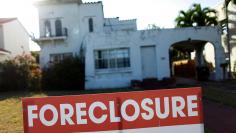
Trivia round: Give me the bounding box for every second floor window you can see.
[44,20,51,37]
[88,18,94,32]
[55,19,62,36]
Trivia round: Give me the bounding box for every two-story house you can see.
[0,18,30,61]
[35,0,226,89]
[34,0,137,68]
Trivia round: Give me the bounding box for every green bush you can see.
[41,56,85,90]
[0,54,41,91]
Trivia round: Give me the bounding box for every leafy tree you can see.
[0,54,41,91]
[31,51,40,64]
[175,3,218,27]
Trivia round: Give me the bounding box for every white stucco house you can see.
[0,18,30,61]
[35,0,226,89]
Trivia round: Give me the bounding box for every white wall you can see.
[85,27,225,89]
[38,3,81,67]
[37,2,105,68]
[216,2,236,72]
[104,18,137,32]
[228,2,236,72]
[78,2,104,33]
[0,26,4,49]
[3,20,30,57]
[0,25,7,62]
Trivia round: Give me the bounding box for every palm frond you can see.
[175,3,218,27]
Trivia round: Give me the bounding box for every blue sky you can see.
[0,0,222,50]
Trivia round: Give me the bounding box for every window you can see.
[55,19,62,36]
[95,48,130,69]
[88,18,94,32]
[44,20,51,37]
[50,53,73,63]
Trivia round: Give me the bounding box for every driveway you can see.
[204,100,236,133]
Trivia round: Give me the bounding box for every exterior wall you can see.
[37,2,105,68]
[78,2,104,34]
[228,2,236,72]
[85,27,225,89]
[216,1,236,72]
[38,3,81,67]
[104,18,137,32]
[0,26,4,49]
[0,26,7,62]
[2,20,30,57]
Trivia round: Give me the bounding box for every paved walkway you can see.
[204,100,236,133]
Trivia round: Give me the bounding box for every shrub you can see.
[41,56,85,90]
[0,54,41,91]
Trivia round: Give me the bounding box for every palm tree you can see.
[173,3,219,76]
[191,4,218,26]
[175,9,194,27]
[175,3,218,27]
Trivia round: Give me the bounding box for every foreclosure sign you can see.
[22,88,204,133]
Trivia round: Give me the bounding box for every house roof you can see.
[0,48,11,55]
[34,0,82,6]
[0,18,17,25]
[0,17,30,38]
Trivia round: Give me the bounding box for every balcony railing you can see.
[33,28,68,42]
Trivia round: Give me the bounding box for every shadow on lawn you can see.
[0,91,41,101]
[0,88,142,101]
[0,84,198,101]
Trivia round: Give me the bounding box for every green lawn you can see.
[0,92,46,133]
[0,81,236,133]
[0,89,140,133]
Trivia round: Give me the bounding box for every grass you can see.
[0,92,46,133]
[0,97,23,133]
[0,89,142,133]
[0,81,236,133]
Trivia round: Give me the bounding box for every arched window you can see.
[55,19,62,36]
[44,20,51,37]
[88,18,94,32]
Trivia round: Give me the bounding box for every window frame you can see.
[94,48,131,71]
[44,20,52,37]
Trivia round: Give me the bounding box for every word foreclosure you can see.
[22,88,203,133]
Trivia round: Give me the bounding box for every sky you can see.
[0,0,222,51]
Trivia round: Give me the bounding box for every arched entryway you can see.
[169,40,216,80]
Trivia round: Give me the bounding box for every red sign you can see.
[22,88,203,133]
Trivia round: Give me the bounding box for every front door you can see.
[141,46,157,79]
